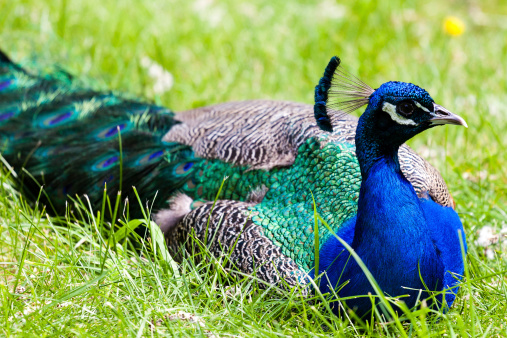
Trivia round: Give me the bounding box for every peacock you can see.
[0,50,467,318]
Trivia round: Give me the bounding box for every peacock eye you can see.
[397,101,415,117]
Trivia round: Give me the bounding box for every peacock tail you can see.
[0,50,191,216]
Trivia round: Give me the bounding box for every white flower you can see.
[140,57,174,94]
[484,248,495,260]
[475,226,499,247]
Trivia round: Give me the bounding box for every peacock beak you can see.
[429,103,468,128]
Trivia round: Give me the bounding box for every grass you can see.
[1,0,507,336]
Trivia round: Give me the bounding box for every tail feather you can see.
[0,50,189,216]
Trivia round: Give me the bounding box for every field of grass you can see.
[1,0,507,336]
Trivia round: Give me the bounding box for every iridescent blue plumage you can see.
[374,81,434,108]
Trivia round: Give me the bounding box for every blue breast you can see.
[315,158,466,317]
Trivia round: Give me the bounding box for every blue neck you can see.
[354,105,424,241]
[354,104,402,178]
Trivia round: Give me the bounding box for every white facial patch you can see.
[382,102,418,126]
[414,101,430,112]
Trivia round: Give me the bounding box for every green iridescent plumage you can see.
[178,138,360,271]
[251,139,360,270]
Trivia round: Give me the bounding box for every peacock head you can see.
[361,81,467,149]
[314,56,467,150]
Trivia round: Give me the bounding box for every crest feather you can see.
[314,56,374,132]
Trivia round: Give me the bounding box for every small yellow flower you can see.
[443,16,465,36]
